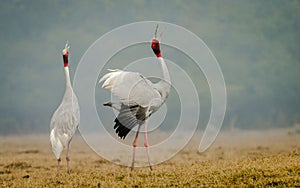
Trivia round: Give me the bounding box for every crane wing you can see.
[113,104,147,139]
[99,69,161,107]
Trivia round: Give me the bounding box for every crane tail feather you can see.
[50,129,63,160]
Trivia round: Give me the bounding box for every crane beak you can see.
[62,41,70,55]
[154,24,163,40]
[65,41,70,52]
[154,24,159,39]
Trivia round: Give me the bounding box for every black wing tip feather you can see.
[114,118,131,139]
[113,104,147,139]
[103,102,112,107]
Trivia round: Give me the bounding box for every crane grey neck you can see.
[64,67,73,94]
[155,57,171,102]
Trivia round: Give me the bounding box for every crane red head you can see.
[62,42,70,67]
[151,39,161,58]
[151,24,162,58]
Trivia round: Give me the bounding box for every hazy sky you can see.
[0,0,299,134]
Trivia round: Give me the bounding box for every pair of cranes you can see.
[50,26,171,173]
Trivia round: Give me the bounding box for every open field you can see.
[0,129,299,187]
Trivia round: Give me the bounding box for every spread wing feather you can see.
[100,69,161,107]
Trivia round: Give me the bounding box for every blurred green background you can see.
[0,0,299,134]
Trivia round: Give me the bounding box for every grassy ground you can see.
[0,129,299,187]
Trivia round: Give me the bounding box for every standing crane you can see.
[50,42,80,174]
[99,26,171,170]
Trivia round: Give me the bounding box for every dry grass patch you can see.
[0,129,299,187]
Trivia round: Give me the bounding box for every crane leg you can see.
[144,123,153,170]
[131,124,141,171]
[57,158,61,174]
[66,141,71,174]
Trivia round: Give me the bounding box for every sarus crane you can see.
[50,42,80,174]
[99,26,171,170]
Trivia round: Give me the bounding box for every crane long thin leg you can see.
[144,123,153,170]
[131,124,141,171]
[57,158,61,174]
[66,141,71,174]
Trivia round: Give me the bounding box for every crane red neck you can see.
[63,52,69,67]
